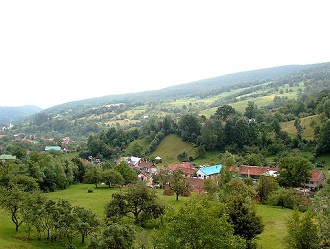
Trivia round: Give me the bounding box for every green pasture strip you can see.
[149,134,195,164]
[257,204,293,249]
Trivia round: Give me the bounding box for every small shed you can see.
[155,156,162,163]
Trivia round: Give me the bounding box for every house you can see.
[196,164,222,179]
[166,162,196,177]
[136,160,158,175]
[44,146,62,151]
[122,156,142,167]
[304,170,326,189]
[238,165,279,179]
[239,165,326,189]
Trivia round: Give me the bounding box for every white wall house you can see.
[196,164,222,179]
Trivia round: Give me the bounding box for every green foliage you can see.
[312,178,330,247]
[170,169,186,201]
[226,195,264,248]
[267,188,298,209]
[114,162,138,185]
[88,224,135,249]
[178,114,201,143]
[154,197,245,249]
[277,156,312,188]
[257,175,279,203]
[285,210,320,249]
[105,183,165,226]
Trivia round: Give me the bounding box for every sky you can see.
[1,1,330,109]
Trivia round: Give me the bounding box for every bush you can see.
[267,188,297,209]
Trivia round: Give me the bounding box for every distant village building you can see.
[44,146,62,152]
[0,154,17,160]
[166,162,196,177]
[196,164,222,179]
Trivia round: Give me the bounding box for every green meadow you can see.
[0,183,293,249]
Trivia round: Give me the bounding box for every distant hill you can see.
[0,105,42,125]
[44,64,315,114]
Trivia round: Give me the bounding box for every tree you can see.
[285,210,320,249]
[102,169,124,188]
[215,105,236,121]
[312,178,330,247]
[105,183,165,227]
[177,114,201,143]
[256,175,279,203]
[277,156,312,188]
[226,195,264,249]
[170,169,186,201]
[0,175,40,232]
[316,119,330,155]
[114,162,138,185]
[244,101,257,119]
[84,166,103,188]
[73,206,100,244]
[88,224,135,249]
[154,197,245,249]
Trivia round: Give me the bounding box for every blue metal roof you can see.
[45,146,61,151]
[199,164,222,175]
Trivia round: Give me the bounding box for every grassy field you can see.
[0,184,294,249]
[149,134,196,164]
[281,115,320,139]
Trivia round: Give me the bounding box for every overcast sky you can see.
[1,1,330,109]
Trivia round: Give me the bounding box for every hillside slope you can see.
[0,105,42,125]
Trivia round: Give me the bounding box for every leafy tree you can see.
[105,183,165,227]
[130,141,144,156]
[170,169,187,201]
[73,206,100,244]
[285,210,320,249]
[84,166,103,188]
[154,197,245,249]
[256,175,279,203]
[114,162,138,185]
[312,178,330,247]
[277,156,312,188]
[71,157,87,183]
[316,119,330,155]
[0,175,40,232]
[226,195,264,249]
[223,178,257,201]
[215,104,236,121]
[203,178,218,195]
[267,188,298,209]
[244,101,257,119]
[220,151,236,167]
[88,224,135,249]
[102,169,124,188]
[177,114,201,143]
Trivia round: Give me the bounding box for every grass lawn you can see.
[257,205,293,249]
[0,184,294,249]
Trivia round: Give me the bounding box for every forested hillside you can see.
[0,105,42,125]
[1,62,330,161]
